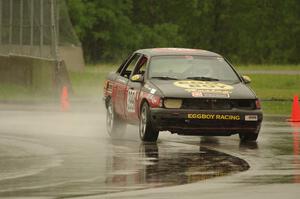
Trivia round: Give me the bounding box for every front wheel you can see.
[239,125,261,142]
[106,99,126,138]
[139,102,159,142]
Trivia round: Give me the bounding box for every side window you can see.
[120,54,141,78]
[132,56,148,76]
[117,54,131,73]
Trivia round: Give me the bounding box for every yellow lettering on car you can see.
[188,114,240,120]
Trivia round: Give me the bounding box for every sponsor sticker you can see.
[150,88,157,94]
[187,113,241,121]
[127,90,136,112]
[144,84,151,90]
[191,91,203,97]
[202,92,230,98]
[174,80,233,90]
[152,48,200,53]
[174,80,233,98]
[117,77,127,84]
[144,84,157,94]
[185,55,194,60]
[217,57,224,62]
[245,115,258,121]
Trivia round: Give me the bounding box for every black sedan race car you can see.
[103,48,263,142]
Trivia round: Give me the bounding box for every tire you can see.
[139,102,159,142]
[106,99,126,138]
[239,125,261,142]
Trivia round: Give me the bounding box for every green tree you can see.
[66,0,300,64]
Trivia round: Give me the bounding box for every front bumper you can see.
[150,108,263,136]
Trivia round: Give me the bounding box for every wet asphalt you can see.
[0,102,299,198]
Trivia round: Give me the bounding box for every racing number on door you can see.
[127,89,136,113]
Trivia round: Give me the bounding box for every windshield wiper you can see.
[151,76,179,80]
[186,76,219,81]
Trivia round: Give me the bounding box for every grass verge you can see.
[69,64,117,98]
[246,74,300,100]
[0,84,56,101]
[236,64,300,71]
[262,101,291,116]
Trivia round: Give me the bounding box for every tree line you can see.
[66,0,300,64]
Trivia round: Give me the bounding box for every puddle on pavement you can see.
[98,141,250,196]
[0,140,250,198]
[2,111,300,198]
[235,119,300,185]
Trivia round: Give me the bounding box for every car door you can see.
[125,55,148,122]
[114,53,142,119]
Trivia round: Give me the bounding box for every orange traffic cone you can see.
[288,95,300,122]
[61,86,70,112]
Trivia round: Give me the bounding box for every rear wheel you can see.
[239,125,261,142]
[106,99,126,138]
[139,102,159,142]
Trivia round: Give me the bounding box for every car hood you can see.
[148,79,256,99]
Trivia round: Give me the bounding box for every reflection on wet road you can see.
[0,131,248,197]
[176,116,300,185]
[0,106,299,198]
[105,142,249,193]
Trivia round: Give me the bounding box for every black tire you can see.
[239,125,261,142]
[139,102,159,142]
[106,99,126,138]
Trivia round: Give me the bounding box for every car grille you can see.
[181,99,255,110]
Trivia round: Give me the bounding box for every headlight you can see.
[164,99,182,109]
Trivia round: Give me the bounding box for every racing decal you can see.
[217,57,224,62]
[140,91,161,108]
[150,88,157,94]
[144,84,157,94]
[144,84,156,94]
[174,80,233,98]
[245,115,258,121]
[144,84,151,90]
[127,89,137,112]
[174,80,233,91]
[187,113,240,121]
[107,83,113,93]
[116,77,127,84]
[104,80,113,95]
[191,91,203,97]
[152,48,205,53]
[148,94,160,105]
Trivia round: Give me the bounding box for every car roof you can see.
[134,48,221,57]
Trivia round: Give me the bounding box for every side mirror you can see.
[130,74,144,82]
[242,75,251,84]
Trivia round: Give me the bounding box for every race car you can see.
[103,48,263,142]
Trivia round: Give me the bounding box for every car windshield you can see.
[148,55,240,82]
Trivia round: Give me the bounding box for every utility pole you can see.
[30,0,34,55]
[9,0,13,53]
[50,0,59,61]
[0,0,2,46]
[20,0,23,50]
[40,0,44,57]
